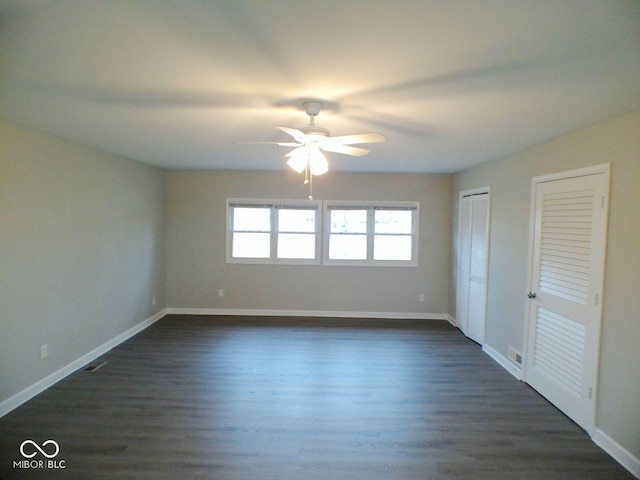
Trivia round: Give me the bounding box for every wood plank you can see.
[0,315,633,479]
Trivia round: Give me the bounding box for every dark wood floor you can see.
[0,315,633,479]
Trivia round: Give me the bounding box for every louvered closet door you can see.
[467,196,489,343]
[525,170,608,433]
[457,192,490,345]
[456,198,472,337]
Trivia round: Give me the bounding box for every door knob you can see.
[528,291,537,299]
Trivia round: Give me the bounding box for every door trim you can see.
[522,163,610,435]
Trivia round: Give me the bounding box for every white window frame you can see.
[323,200,419,267]
[226,198,322,265]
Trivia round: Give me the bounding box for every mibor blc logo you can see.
[13,439,66,470]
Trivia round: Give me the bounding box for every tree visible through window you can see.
[328,208,368,260]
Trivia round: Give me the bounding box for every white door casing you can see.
[524,164,610,434]
[457,189,491,345]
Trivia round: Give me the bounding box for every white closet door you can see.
[524,167,609,434]
[457,191,490,345]
[467,196,489,343]
[456,198,472,335]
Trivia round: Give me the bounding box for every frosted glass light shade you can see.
[285,146,328,175]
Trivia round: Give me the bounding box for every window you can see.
[277,208,317,259]
[327,208,368,260]
[324,201,418,266]
[227,199,321,264]
[227,199,418,267]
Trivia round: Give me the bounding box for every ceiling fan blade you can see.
[321,142,371,157]
[236,141,301,147]
[326,132,385,145]
[275,125,307,142]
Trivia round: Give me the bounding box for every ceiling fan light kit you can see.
[286,146,328,176]
[242,100,385,199]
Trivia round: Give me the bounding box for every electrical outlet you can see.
[152,296,156,306]
[419,294,425,302]
[40,344,48,359]
[218,289,224,297]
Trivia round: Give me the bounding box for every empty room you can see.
[0,1,639,479]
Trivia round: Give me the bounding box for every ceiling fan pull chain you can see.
[304,154,310,185]
[308,172,313,200]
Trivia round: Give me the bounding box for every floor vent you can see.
[84,361,107,372]
[509,346,523,365]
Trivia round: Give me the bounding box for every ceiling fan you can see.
[241,101,385,197]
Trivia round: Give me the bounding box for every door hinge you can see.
[595,293,599,306]
[589,387,593,399]
[601,196,605,209]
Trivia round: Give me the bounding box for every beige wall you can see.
[2,106,637,469]
[166,170,452,316]
[0,119,166,404]
[450,109,640,460]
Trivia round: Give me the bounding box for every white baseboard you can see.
[593,428,640,478]
[445,314,457,327]
[165,307,450,321]
[482,343,523,380]
[3,307,637,479]
[0,308,168,418]
[0,307,447,418]
[481,345,639,479]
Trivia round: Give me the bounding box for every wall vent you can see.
[509,346,523,365]
[84,361,107,372]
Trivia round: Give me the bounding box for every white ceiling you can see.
[1,0,639,173]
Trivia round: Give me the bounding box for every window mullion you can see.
[316,206,322,260]
[271,206,278,259]
[367,208,375,261]
[228,206,235,259]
